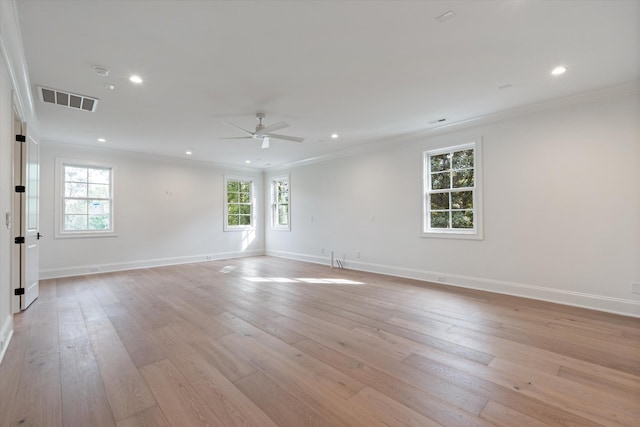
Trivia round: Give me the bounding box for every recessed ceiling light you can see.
[245,160,251,164]
[129,75,143,84]
[93,66,110,77]
[551,66,567,76]
[185,151,192,155]
[97,138,106,143]
[104,83,115,90]
[331,133,339,139]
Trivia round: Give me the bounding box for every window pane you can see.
[239,192,250,203]
[227,192,238,203]
[65,199,87,214]
[278,191,289,203]
[239,204,251,215]
[88,215,110,230]
[65,166,87,182]
[452,149,474,169]
[451,191,473,209]
[228,204,239,215]
[89,200,109,215]
[278,205,289,225]
[65,182,87,197]
[65,214,87,230]
[431,172,450,190]
[430,154,450,172]
[240,182,251,192]
[430,211,449,228]
[227,181,239,192]
[239,215,251,225]
[452,210,474,229]
[88,168,110,184]
[430,193,449,210]
[88,183,110,198]
[452,170,474,188]
[228,215,239,226]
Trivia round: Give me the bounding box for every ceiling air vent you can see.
[37,86,98,112]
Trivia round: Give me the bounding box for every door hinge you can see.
[14,236,25,244]
[15,185,25,193]
[14,288,25,296]
[15,134,26,142]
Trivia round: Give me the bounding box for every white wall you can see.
[0,43,14,362]
[266,90,640,317]
[39,144,264,278]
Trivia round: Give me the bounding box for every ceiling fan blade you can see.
[260,121,289,134]
[261,137,270,149]
[219,136,253,140]
[265,133,304,143]
[225,122,254,136]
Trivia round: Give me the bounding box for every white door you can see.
[14,122,39,310]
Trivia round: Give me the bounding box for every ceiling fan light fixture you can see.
[129,75,143,84]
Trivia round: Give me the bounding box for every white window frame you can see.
[271,175,291,231]
[422,139,483,240]
[224,175,255,231]
[55,158,117,238]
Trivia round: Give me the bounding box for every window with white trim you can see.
[271,175,290,230]
[224,176,254,230]
[423,141,483,239]
[59,162,114,235]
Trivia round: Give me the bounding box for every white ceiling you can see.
[15,0,640,169]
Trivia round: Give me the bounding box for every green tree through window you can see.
[225,178,253,229]
[424,143,480,236]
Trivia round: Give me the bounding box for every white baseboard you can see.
[0,315,13,366]
[266,250,640,318]
[39,249,266,280]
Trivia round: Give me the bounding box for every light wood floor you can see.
[1,256,638,427]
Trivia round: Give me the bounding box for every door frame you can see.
[11,107,23,313]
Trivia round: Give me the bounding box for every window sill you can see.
[421,230,483,240]
[55,231,118,239]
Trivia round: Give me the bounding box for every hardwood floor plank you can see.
[0,328,29,427]
[480,401,550,427]
[349,387,443,427]
[60,338,115,427]
[221,333,404,427]
[85,318,156,421]
[7,352,63,427]
[404,352,606,427]
[115,406,170,427]
[233,371,331,427]
[2,256,638,427]
[139,359,226,427]
[153,319,256,382]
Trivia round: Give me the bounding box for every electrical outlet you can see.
[206,255,213,260]
[90,266,99,273]
[437,276,446,282]
[632,282,640,295]
[321,248,325,254]
[355,250,360,258]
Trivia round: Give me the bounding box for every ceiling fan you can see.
[221,113,304,149]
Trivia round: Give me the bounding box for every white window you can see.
[56,160,115,237]
[224,176,254,230]
[423,141,483,239]
[271,175,290,230]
